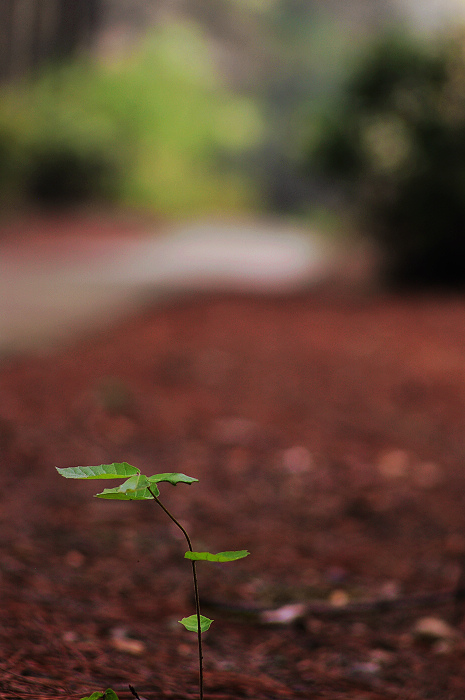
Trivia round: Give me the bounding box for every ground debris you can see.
[2,291,465,699]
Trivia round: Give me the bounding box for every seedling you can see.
[57,462,249,700]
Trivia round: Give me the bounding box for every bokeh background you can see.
[4,6,465,699]
[1,1,465,259]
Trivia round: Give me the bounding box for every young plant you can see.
[57,462,249,700]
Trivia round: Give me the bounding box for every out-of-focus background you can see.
[3,0,465,219]
[5,5,465,700]
[3,0,465,346]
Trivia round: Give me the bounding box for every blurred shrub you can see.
[303,31,465,288]
[23,126,121,207]
[0,20,264,215]
[0,80,127,208]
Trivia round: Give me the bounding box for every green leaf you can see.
[103,692,119,700]
[56,462,139,480]
[179,614,214,633]
[148,472,198,486]
[80,691,119,700]
[96,474,158,500]
[185,550,250,562]
[96,486,155,500]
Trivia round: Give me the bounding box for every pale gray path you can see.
[0,217,353,354]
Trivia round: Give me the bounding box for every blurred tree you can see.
[96,0,399,213]
[304,32,465,288]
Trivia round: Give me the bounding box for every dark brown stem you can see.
[148,486,204,700]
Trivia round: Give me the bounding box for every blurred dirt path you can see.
[0,212,356,354]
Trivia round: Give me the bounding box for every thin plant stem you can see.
[148,487,204,700]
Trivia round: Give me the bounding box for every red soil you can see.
[1,221,465,698]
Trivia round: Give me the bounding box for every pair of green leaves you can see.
[56,462,198,499]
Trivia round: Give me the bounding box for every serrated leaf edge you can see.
[56,462,139,479]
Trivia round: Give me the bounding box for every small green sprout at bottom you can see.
[80,690,119,700]
[58,462,249,700]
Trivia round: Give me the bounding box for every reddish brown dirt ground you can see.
[2,258,465,698]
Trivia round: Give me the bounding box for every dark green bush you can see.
[0,125,22,206]
[0,76,127,210]
[304,31,465,288]
[20,108,125,208]
[24,139,120,207]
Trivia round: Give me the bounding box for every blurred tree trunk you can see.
[53,0,101,60]
[0,0,16,81]
[0,0,102,83]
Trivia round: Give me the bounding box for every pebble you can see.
[260,602,307,625]
[412,616,457,643]
[110,626,146,655]
[379,580,401,599]
[282,446,314,474]
[111,636,146,655]
[329,589,349,607]
[377,449,409,479]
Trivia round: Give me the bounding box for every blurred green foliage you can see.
[0,2,380,217]
[0,20,264,214]
[303,30,465,287]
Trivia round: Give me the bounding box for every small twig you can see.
[129,685,141,699]
[202,587,465,626]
